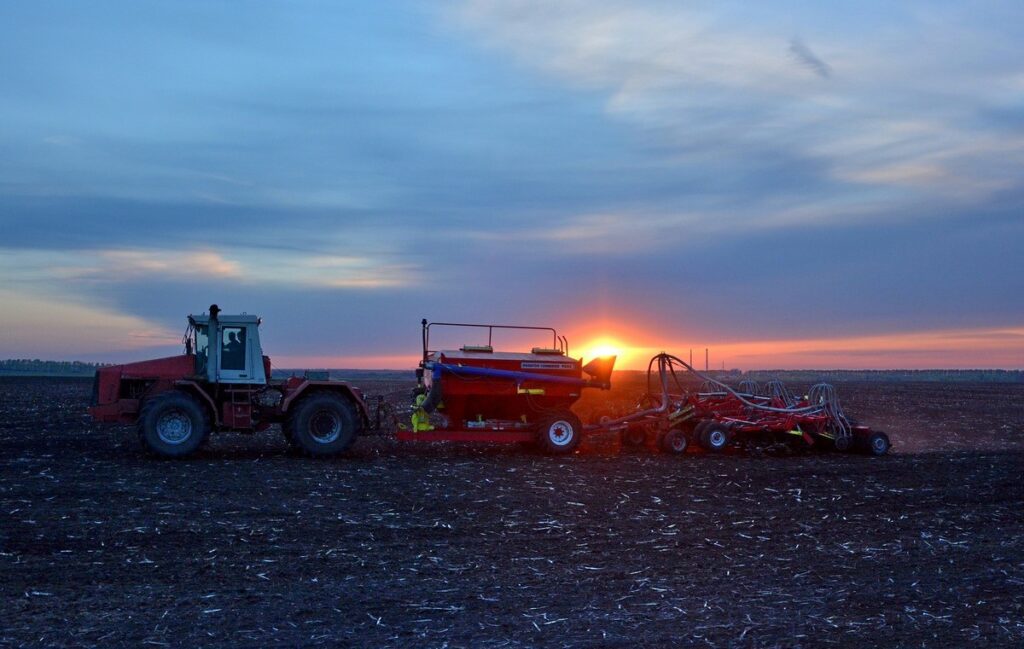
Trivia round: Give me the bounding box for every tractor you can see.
[89,305,374,458]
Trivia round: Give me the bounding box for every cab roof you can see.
[189,314,261,325]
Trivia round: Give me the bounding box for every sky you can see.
[1,0,1022,370]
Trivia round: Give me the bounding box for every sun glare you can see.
[577,338,627,365]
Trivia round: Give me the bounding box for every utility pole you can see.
[689,348,692,366]
[705,348,709,372]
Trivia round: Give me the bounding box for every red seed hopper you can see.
[404,320,615,453]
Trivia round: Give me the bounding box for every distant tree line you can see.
[0,359,111,377]
[3,360,1021,382]
[741,369,1024,383]
[617,368,1024,384]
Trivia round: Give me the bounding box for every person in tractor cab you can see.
[222,330,244,370]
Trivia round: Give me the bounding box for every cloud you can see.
[2,245,417,292]
[42,135,82,147]
[269,254,417,289]
[451,0,1024,203]
[111,249,242,278]
[0,288,178,358]
[683,326,1024,370]
[788,38,831,78]
[53,249,243,280]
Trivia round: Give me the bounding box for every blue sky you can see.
[1,1,1022,368]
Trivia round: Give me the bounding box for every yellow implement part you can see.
[517,388,546,395]
[669,405,694,421]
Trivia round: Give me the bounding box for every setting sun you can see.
[576,337,628,366]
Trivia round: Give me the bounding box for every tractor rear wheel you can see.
[537,411,583,455]
[286,392,361,456]
[137,390,211,458]
[660,428,688,455]
[699,422,731,452]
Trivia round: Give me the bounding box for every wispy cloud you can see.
[53,249,243,280]
[2,246,418,291]
[451,0,1024,203]
[788,38,831,79]
[271,254,417,289]
[42,135,82,147]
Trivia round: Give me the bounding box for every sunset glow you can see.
[576,338,625,365]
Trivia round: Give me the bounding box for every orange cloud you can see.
[54,249,242,280]
[633,326,1024,370]
[0,289,179,357]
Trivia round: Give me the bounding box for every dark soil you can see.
[1,377,1022,647]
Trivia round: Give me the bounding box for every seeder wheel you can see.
[699,421,731,452]
[537,411,583,455]
[861,431,891,456]
[659,428,688,455]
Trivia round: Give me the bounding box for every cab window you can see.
[221,327,247,371]
[194,325,209,375]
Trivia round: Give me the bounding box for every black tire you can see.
[833,434,854,452]
[660,428,688,455]
[861,431,891,456]
[692,420,712,440]
[286,392,362,456]
[537,411,583,455]
[137,390,211,458]
[699,421,731,452]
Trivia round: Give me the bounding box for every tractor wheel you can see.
[287,392,361,457]
[137,390,211,458]
[861,431,891,456]
[537,411,583,455]
[660,428,688,455]
[699,421,731,452]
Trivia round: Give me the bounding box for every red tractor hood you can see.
[90,354,197,419]
[113,354,196,380]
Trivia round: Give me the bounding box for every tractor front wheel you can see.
[537,412,583,455]
[286,392,361,456]
[137,390,211,458]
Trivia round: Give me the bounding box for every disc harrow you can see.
[588,353,891,456]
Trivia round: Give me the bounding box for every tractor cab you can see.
[187,305,267,385]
